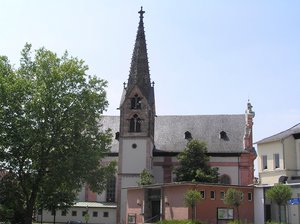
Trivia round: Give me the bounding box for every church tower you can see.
[116,7,155,224]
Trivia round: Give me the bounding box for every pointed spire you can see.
[127,7,151,95]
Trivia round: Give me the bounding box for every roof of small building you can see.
[73,202,116,208]
[256,123,300,144]
[126,181,254,190]
[101,114,246,154]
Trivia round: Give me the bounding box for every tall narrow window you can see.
[200,190,205,199]
[210,191,215,200]
[106,176,116,202]
[274,154,280,169]
[131,94,141,109]
[129,114,141,132]
[248,192,252,201]
[262,155,268,170]
[220,191,225,200]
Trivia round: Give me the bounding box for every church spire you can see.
[127,7,151,95]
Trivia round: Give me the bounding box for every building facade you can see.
[256,123,300,223]
[78,7,257,224]
[126,183,254,224]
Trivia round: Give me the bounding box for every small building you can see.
[256,123,300,223]
[37,202,116,224]
[126,182,254,224]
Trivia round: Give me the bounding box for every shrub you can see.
[156,220,205,224]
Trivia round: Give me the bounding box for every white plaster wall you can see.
[218,166,239,185]
[254,187,265,224]
[38,207,116,224]
[209,157,238,162]
[296,139,300,174]
[121,139,149,173]
[284,136,297,170]
[210,156,239,185]
[257,141,283,172]
[152,165,164,183]
[259,170,289,185]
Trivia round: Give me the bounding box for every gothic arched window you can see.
[131,94,142,109]
[129,114,141,132]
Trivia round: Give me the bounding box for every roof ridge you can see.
[256,122,300,144]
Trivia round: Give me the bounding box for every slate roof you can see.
[100,114,246,154]
[256,123,300,144]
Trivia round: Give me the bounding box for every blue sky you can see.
[1,0,300,147]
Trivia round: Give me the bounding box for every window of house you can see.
[220,174,231,185]
[131,94,141,109]
[184,131,192,140]
[72,211,77,216]
[129,114,141,132]
[103,212,109,217]
[51,210,56,216]
[248,192,252,201]
[200,190,205,199]
[274,154,280,169]
[61,210,67,216]
[210,191,215,200]
[262,155,268,170]
[93,211,98,217]
[106,176,116,202]
[82,211,87,217]
[115,132,119,140]
[220,131,229,141]
[220,191,225,200]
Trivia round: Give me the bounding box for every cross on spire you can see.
[138,6,145,18]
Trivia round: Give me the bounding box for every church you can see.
[84,7,256,224]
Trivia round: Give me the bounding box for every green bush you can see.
[156,220,205,224]
[266,221,287,224]
[228,221,253,224]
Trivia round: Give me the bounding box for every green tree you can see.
[0,44,116,224]
[224,188,243,222]
[184,190,202,221]
[137,169,154,186]
[174,139,219,183]
[266,184,292,223]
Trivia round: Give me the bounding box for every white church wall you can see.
[210,156,239,185]
[217,166,239,185]
[152,164,164,183]
[121,139,148,173]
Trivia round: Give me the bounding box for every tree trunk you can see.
[191,205,195,221]
[278,204,281,223]
[236,206,240,222]
[24,205,34,224]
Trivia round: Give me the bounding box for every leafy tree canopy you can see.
[174,139,219,183]
[0,44,116,224]
[224,188,243,221]
[266,183,292,206]
[184,190,202,221]
[266,183,292,223]
[224,188,243,208]
[137,169,154,186]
